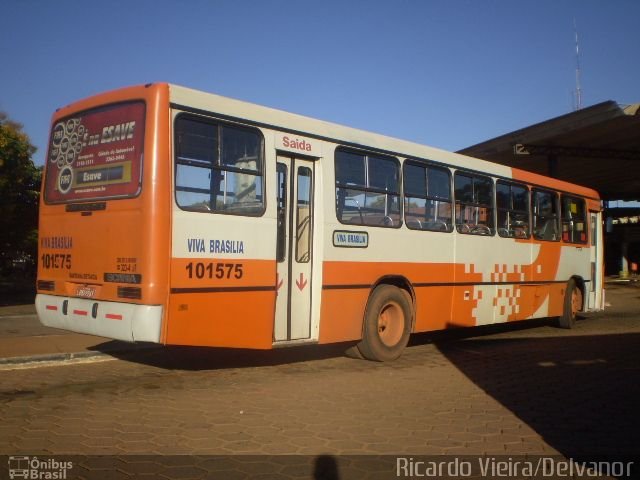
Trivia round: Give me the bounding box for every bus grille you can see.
[117,287,142,300]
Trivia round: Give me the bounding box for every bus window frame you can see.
[560,194,588,245]
[453,170,495,236]
[334,146,402,229]
[402,159,453,233]
[173,112,266,217]
[532,188,560,242]
[496,180,531,239]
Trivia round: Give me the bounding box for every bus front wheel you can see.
[558,279,582,329]
[356,285,412,361]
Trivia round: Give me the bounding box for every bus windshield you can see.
[44,101,145,204]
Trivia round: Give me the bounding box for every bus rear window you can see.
[44,101,145,204]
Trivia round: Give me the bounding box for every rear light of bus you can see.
[118,286,141,300]
[37,280,55,291]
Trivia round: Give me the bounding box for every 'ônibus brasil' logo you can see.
[8,456,73,479]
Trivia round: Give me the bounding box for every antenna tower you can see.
[573,18,583,111]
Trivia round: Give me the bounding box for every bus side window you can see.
[496,181,530,239]
[403,161,452,232]
[335,148,401,228]
[175,115,265,216]
[454,171,494,235]
[561,195,587,244]
[533,189,559,241]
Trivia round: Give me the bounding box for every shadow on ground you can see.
[89,306,640,461]
[436,328,640,458]
[89,317,558,371]
[88,340,355,371]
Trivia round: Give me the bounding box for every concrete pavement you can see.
[0,283,638,479]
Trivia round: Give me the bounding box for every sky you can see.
[1,0,639,167]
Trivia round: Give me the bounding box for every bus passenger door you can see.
[588,210,604,310]
[274,156,314,342]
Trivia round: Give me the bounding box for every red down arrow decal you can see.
[295,273,308,291]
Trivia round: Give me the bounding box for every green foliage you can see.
[0,112,41,278]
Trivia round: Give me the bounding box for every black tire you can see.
[356,284,412,362]
[558,279,582,329]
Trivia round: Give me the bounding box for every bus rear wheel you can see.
[356,285,412,361]
[558,279,582,329]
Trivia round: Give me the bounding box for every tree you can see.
[0,112,41,278]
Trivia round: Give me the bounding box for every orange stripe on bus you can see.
[511,168,600,200]
[319,247,567,342]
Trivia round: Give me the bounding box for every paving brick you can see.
[0,285,638,468]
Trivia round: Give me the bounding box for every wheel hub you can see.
[377,301,404,347]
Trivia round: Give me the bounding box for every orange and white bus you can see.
[36,83,604,361]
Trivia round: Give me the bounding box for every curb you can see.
[0,344,161,367]
[0,350,109,366]
[0,313,38,320]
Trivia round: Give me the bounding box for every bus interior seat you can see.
[539,219,557,241]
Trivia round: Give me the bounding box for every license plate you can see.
[76,285,97,298]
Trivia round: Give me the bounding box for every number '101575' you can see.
[41,253,71,269]
[185,262,243,280]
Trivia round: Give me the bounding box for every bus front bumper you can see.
[35,294,163,343]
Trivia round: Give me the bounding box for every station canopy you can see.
[458,101,640,201]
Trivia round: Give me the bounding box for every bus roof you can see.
[168,83,600,200]
[53,82,600,201]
